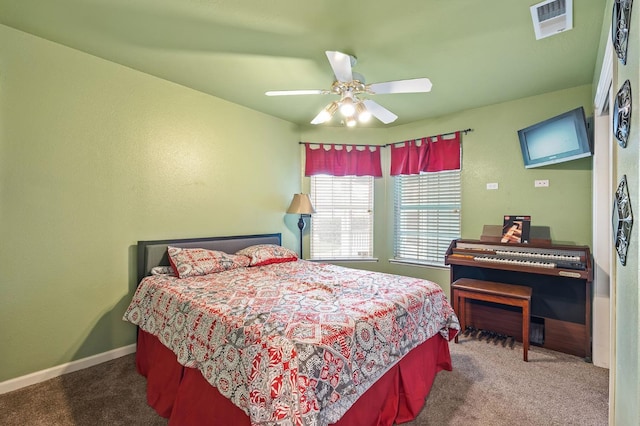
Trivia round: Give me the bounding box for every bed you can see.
[124,233,459,426]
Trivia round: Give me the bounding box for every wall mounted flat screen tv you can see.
[517,107,592,168]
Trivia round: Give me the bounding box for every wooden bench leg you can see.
[522,301,530,362]
[453,290,460,343]
[459,296,466,342]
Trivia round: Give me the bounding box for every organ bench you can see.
[452,278,532,361]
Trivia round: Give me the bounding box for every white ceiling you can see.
[0,0,607,127]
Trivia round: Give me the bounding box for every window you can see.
[393,170,461,266]
[310,175,374,260]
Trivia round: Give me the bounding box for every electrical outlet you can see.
[486,182,499,190]
[535,179,549,188]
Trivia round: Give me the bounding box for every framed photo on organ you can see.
[501,215,531,244]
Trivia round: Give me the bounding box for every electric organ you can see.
[445,239,593,359]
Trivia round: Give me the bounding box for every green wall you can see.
[300,84,594,294]
[0,25,301,382]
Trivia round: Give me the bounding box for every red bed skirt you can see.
[136,329,453,425]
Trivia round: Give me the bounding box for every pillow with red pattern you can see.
[235,244,298,266]
[167,246,250,278]
[150,266,176,276]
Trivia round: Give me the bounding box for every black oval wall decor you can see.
[613,175,633,266]
[612,0,633,65]
[613,79,632,148]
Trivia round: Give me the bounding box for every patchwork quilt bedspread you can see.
[123,260,459,426]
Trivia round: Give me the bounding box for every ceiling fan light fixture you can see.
[345,117,357,127]
[356,102,372,123]
[339,93,356,117]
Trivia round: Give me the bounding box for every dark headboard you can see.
[136,233,282,283]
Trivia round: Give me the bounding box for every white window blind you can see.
[310,175,374,260]
[393,170,461,266]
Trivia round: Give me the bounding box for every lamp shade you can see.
[286,193,316,214]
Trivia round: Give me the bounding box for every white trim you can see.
[0,344,136,395]
[591,111,612,369]
[595,38,613,114]
[388,259,449,270]
[592,20,615,425]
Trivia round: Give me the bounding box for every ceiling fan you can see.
[265,51,432,126]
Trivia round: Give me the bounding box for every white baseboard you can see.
[0,344,136,395]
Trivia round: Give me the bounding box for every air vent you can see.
[530,0,573,40]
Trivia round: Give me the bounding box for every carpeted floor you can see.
[408,336,608,425]
[0,336,608,425]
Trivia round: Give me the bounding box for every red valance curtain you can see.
[304,144,383,177]
[390,131,461,176]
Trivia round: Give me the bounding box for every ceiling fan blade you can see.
[367,78,432,94]
[310,108,330,124]
[265,89,325,96]
[310,101,340,125]
[325,51,353,82]
[363,100,398,124]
